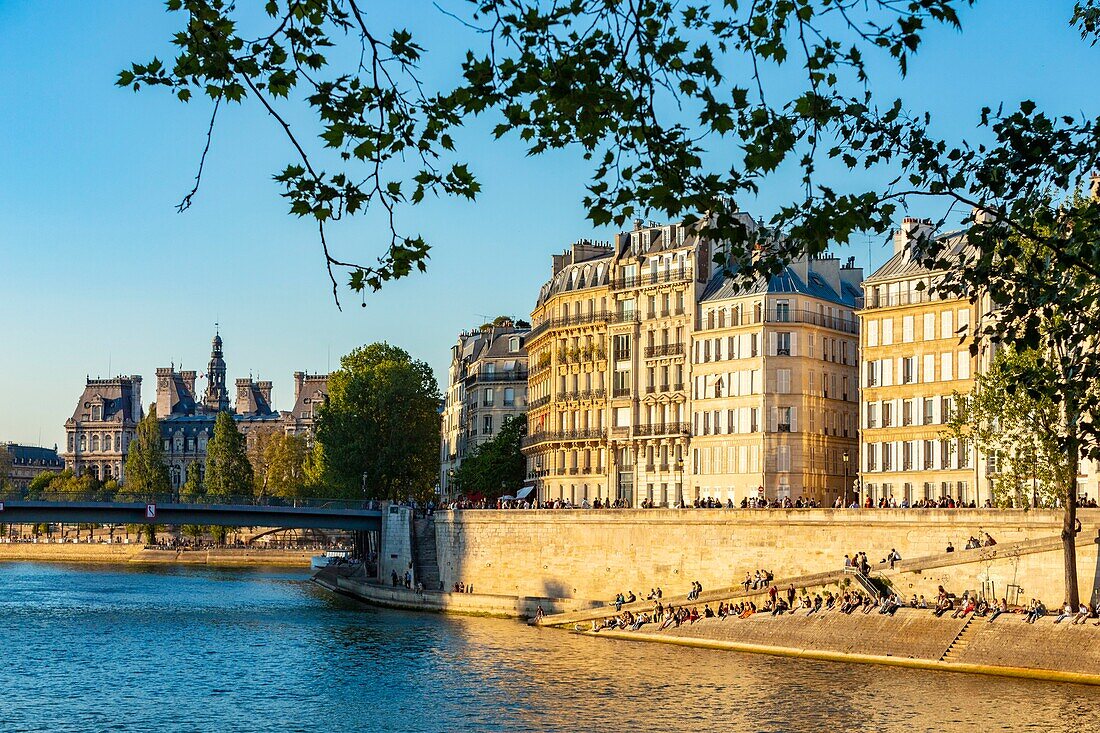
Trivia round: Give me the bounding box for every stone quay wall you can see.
[0,542,314,567]
[433,508,1100,605]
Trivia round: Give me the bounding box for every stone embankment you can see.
[572,608,1100,686]
[312,565,601,618]
[0,542,314,567]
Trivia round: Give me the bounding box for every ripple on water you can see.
[0,562,1097,732]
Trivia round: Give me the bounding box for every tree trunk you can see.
[1062,404,1081,608]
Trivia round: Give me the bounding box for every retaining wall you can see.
[434,508,1100,605]
[0,542,313,567]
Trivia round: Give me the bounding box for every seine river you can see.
[1,563,1097,732]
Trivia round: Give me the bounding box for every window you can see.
[777,445,791,472]
[924,312,936,341]
[903,441,913,471]
[867,361,879,387]
[958,352,971,380]
[483,415,493,435]
[924,399,934,425]
[902,399,913,426]
[883,442,893,471]
[613,334,631,361]
[957,308,970,337]
[776,369,791,394]
[882,401,893,427]
[750,334,759,357]
[866,403,878,429]
[941,353,953,381]
[614,407,630,426]
[902,357,916,384]
[92,405,102,421]
[778,407,792,432]
[924,440,935,469]
[775,300,791,322]
[749,408,760,432]
[483,388,494,406]
[504,388,515,407]
[776,332,791,356]
[866,443,878,472]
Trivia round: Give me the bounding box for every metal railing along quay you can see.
[0,491,383,512]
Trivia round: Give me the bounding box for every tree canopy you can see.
[123,407,171,498]
[452,414,526,499]
[204,411,254,500]
[316,342,440,501]
[249,430,310,498]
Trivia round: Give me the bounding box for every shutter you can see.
[790,407,798,433]
[790,332,798,356]
[768,332,777,356]
[769,407,778,432]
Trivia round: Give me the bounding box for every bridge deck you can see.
[0,500,382,530]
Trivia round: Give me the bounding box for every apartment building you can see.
[439,322,530,496]
[691,255,863,506]
[858,218,988,506]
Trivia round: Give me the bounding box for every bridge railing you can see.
[0,492,383,512]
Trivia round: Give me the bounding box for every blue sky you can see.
[0,1,1091,448]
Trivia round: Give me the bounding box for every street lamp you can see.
[534,457,542,508]
[842,451,850,507]
[676,456,685,508]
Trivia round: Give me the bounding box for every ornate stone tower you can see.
[203,331,230,413]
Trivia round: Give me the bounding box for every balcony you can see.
[697,307,860,335]
[613,267,693,290]
[633,422,691,437]
[862,289,939,310]
[612,386,631,398]
[466,370,528,384]
[529,395,551,410]
[643,343,685,358]
[528,311,613,342]
[521,427,607,448]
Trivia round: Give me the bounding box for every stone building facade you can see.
[440,323,530,496]
[3,443,65,490]
[691,254,862,506]
[858,218,988,506]
[61,333,328,489]
[61,375,144,483]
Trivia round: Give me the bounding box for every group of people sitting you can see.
[962,533,998,550]
[739,570,775,591]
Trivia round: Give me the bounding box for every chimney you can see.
[180,370,197,397]
[257,380,273,407]
[131,375,143,423]
[893,217,934,255]
[235,378,254,415]
[293,371,305,400]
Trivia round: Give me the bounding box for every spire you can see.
[203,328,229,412]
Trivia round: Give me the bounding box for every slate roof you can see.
[67,377,142,424]
[701,261,861,307]
[864,231,968,284]
[5,444,64,468]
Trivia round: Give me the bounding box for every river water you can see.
[0,563,1097,732]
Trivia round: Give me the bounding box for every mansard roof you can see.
[5,444,64,468]
[701,260,861,307]
[864,231,968,284]
[67,377,142,425]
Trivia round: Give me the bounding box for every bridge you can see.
[0,494,383,531]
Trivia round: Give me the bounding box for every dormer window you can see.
[509,336,520,353]
[92,405,102,421]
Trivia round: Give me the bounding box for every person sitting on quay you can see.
[625,590,637,604]
[932,586,954,617]
[688,607,701,624]
[1053,601,1075,624]
[986,597,1009,623]
[951,592,977,619]
[823,592,837,611]
[703,603,715,618]
[983,532,998,547]
[1072,602,1093,625]
[1024,599,1046,624]
[614,593,625,612]
[739,602,757,619]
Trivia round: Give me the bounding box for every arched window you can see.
[79,434,87,452]
[91,435,100,452]
[718,309,726,328]
[114,434,121,452]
